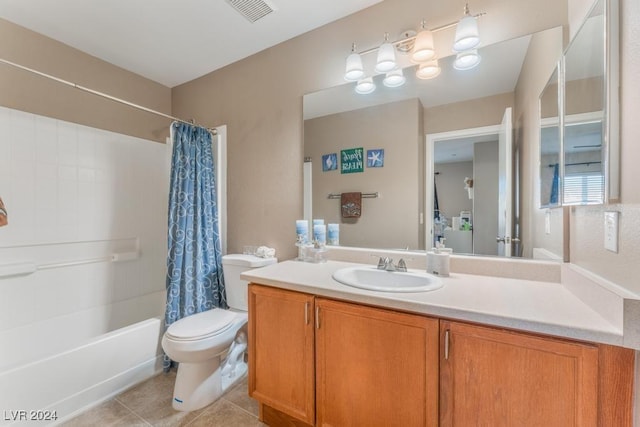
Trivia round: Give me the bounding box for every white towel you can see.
[255,246,276,258]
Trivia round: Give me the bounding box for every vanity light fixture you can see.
[410,20,436,63]
[343,4,484,93]
[355,77,376,94]
[383,68,407,87]
[374,33,397,73]
[453,49,481,70]
[344,43,365,81]
[453,3,481,52]
[416,59,441,79]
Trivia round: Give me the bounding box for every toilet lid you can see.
[166,309,237,341]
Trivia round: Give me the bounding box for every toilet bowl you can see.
[161,254,277,411]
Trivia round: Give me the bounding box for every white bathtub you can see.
[0,316,164,426]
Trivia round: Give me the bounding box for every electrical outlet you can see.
[604,211,619,253]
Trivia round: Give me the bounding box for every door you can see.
[248,284,315,425]
[497,107,513,256]
[315,298,439,427]
[440,320,598,427]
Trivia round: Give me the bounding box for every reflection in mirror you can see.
[540,67,561,208]
[562,0,606,205]
[304,28,564,257]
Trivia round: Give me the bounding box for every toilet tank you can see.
[222,254,277,311]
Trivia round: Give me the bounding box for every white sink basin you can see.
[332,266,444,293]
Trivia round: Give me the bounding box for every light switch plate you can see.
[545,210,551,235]
[604,211,619,253]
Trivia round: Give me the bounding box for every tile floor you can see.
[61,371,265,426]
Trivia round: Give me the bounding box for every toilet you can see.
[161,254,277,411]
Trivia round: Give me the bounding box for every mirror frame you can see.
[539,63,562,209]
[558,0,619,205]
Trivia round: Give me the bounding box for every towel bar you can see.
[328,192,378,199]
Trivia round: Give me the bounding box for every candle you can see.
[313,224,326,245]
[296,220,309,244]
[327,223,340,246]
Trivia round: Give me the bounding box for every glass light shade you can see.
[416,59,441,80]
[355,77,376,94]
[410,29,435,63]
[344,52,365,81]
[453,49,481,70]
[375,42,397,73]
[383,69,406,88]
[453,15,480,52]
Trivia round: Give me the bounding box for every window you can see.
[563,172,604,204]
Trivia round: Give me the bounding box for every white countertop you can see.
[241,260,624,347]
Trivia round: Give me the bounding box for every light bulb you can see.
[344,43,364,81]
[375,34,397,73]
[416,59,441,79]
[383,69,406,88]
[453,5,480,52]
[355,77,376,94]
[453,50,481,70]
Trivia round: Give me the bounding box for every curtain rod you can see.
[0,57,217,135]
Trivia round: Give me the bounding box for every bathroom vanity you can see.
[243,260,635,427]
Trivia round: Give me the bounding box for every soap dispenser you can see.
[427,241,451,277]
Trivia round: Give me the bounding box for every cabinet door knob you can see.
[315,306,320,329]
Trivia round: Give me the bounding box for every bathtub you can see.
[0,316,164,426]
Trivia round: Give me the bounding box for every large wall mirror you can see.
[303,5,578,259]
[539,0,619,208]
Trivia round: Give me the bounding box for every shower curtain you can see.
[164,122,226,369]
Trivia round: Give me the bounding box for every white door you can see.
[497,108,513,257]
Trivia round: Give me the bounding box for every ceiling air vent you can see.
[226,0,277,23]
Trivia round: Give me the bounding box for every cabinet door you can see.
[440,320,599,427]
[315,298,439,427]
[248,284,315,425]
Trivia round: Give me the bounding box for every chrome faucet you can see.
[376,257,408,272]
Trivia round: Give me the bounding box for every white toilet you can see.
[161,254,277,411]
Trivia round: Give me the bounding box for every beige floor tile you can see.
[63,370,263,426]
[222,378,259,417]
[116,372,204,426]
[60,399,135,426]
[186,400,265,427]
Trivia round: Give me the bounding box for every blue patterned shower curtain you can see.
[164,122,226,369]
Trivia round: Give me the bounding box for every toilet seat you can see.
[166,309,238,342]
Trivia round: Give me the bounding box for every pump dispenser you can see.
[427,240,451,277]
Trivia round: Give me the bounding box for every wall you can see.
[514,27,565,259]
[305,99,422,249]
[171,0,568,260]
[434,161,473,222]
[424,92,514,135]
[569,0,640,296]
[0,19,171,143]
[0,106,167,417]
[0,18,171,418]
[473,141,500,256]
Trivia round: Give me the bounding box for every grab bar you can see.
[0,251,140,278]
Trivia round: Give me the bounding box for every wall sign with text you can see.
[341,148,364,174]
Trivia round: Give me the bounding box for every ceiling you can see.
[0,0,382,87]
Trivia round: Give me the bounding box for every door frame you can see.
[425,124,501,252]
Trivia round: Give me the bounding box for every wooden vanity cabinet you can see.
[248,284,439,427]
[248,284,316,425]
[249,284,635,427]
[315,298,439,427]
[439,320,634,427]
